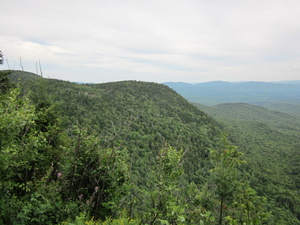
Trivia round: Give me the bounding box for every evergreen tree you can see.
[209,136,269,224]
[0,70,14,94]
[210,136,243,224]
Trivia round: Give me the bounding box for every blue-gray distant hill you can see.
[164,81,300,116]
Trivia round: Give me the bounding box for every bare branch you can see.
[19,56,24,71]
[0,51,3,65]
[39,60,43,77]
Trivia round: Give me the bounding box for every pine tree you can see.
[209,136,243,225]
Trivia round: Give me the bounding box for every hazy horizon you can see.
[2,69,300,85]
[1,0,300,83]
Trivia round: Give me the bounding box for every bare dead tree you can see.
[6,58,11,69]
[0,51,3,65]
[39,60,43,77]
[19,56,24,71]
[36,61,39,75]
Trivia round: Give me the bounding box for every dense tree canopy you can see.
[1,70,299,224]
[199,102,300,224]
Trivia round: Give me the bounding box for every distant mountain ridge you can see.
[164,81,300,116]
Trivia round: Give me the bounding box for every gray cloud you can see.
[1,0,300,83]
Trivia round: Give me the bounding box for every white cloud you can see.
[1,0,300,82]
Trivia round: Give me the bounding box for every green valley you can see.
[197,103,300,224]
[0,70,299,224]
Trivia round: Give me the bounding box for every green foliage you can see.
[0,70,15,94]
[2,71,296,224]
[0,83,131,224]
[207,136,269,225]
[15,76,221,190]
[60,211,140,225]
[139,145,185,224]
[200,103,300,224]
[0,87,68,224]
[61,126,130,220]
[209,136,244,224]
[180,182,216,224]
[228,182,270,224]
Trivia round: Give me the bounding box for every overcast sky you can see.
[1,0,300,83]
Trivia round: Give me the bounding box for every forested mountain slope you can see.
[40,79,219,159]
[1,71,227,224]
[1,70,299,224]
[197,103,300,135]
[197,103,300,224]
[10,70,221,180]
